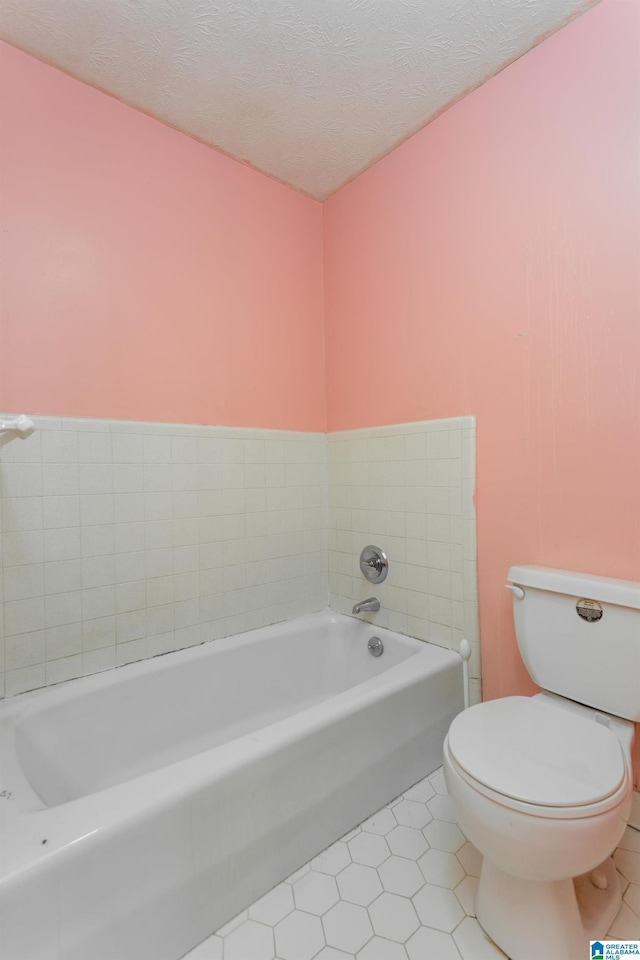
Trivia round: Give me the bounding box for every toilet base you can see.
[476,856,621,960]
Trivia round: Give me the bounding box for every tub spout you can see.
[352,597,380,615]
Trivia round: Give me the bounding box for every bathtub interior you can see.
[0,612,464,960]
[7,614,424,808]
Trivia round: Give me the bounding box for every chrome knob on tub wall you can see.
[359,545,388,584]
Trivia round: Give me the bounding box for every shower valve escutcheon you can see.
[359,545,388,584]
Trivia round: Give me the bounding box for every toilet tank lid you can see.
[508,566,640,609]
[447,697,626,808]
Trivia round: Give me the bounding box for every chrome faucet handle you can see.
[359,546,388,584]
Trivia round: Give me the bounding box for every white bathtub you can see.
[0,611,463,960]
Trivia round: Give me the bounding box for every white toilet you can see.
[443,565,639,960]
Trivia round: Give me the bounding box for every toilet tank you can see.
[507,566,640,722]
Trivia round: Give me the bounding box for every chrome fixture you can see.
[359,545,388,584]
[367,636,384,658]
[352,597,380,615]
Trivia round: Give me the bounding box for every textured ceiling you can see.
[0,0,597,200]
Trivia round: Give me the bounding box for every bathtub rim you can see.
[1,609,427,719]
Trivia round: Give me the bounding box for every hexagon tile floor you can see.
[184,767,640,960]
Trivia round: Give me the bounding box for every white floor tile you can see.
[292,870,340,915]
[311,840,351,875]
[361,807,397,836]
[403,780,436,804]
[378,856,425,897]
[412,884,464,932]
[386,825,428,860]
[618,869,630,897]
[337,863,383,906]
[418,848,466,888]
[368,892,420,943]
[423,819,466,853]
[607,900,640,939]
[619,826,640,854]
[323,901,373,954]
[315,948,354,960]
[614,847,640,884]
[428,769,448,794]
[182,771,638,960]
[393,798,433,829]
[274,910,325,960]
[406,925,462,960]
[224,920,274,960]
[357,936,408,960]
[426,792,458,822]
[348,832,391,868]
[624,881,640,918]
[454,874,479,918]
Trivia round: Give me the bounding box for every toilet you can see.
[443,565,639,960]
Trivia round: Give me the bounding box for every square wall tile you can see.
[5,416,331,698]
[1,414,476,702]
[328,418,478,671]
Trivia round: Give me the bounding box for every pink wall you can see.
[324,0,640,780]
[3,3,639,776]
[0,43,325,431]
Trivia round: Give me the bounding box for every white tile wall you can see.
[0,414,479,703]
[0,416,328,698]
[328,418,480,702]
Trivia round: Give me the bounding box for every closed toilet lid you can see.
[447,696,626,807]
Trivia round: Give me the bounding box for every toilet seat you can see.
[446,696,628,818]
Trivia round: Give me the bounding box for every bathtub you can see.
[0,611,463,960]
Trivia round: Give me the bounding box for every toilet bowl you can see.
[444,694,633,960]
[443,566,640,960]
